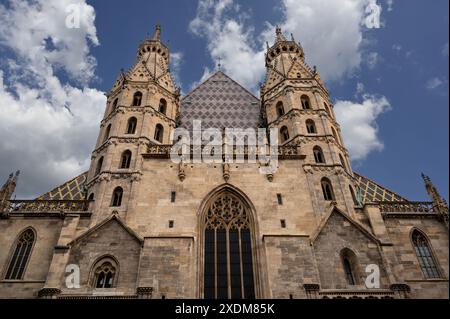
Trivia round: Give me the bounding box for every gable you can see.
[180,71,261,130]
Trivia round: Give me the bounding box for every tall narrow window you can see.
[339,154,346,170]
[341,248,358,285]
[111,187,123,207]
[301,95,311,110]
[313,146,326,164]
[280,126,290,143]
[276,102,285,117]
[306,120,317,134]
[126,117,137,134]
[132,91,143,106]
[154,124,164,143]
[159,99,167,115]
[349,186,358,206]
[103,124,112,143]
[111,98,118,113]
[95,156,104,176]
[321,178,335,201]
[204,192,255,299]
[120,150,132,169]
[5,229,35,280]
[412,230,441,278]
[93,259,117,289]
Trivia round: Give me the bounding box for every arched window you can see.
[204,192,255,299]
[306,120,317,134]
[88,193,95,200]
[280,126,290,143]
[154,124,164,143]
[95,157,104,176]
[341,248,359,286]
[159,99,167,115]
[103,124,112,143]
[321,178,335,201]
[132,91,143,106]
[92,258,118,289]
[301,95,311,110]
[111,187,123,207]
[313,146,325,164]
[120,150,132,169]
[339,154,346,170]
[126,117,137,134]
[349,186,358,206]
[324,102,332,116]
[111,98,118,113]
[5,229,35,280]
[276,102,285,117]
[331,127,340,145]
[412,230,441,278]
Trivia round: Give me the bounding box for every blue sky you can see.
[0,0,448,201]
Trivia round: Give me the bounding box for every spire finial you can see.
[217,57,222,71]
[152,24,161,41]
[275,25,287,43]
[422,173,449,228]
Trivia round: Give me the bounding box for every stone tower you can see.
[85,25,181,222]
[261,27,359,218]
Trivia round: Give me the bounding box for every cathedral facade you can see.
[0,26,448,299]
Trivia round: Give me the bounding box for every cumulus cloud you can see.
[0,0,105,198]
[170,52,184,91]
[335,93,391,161]
[386,0,394,12]
[426,77,444,90]
[189,0,384,91]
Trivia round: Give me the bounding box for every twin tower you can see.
[86,25,358,224]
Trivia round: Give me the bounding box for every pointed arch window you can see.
[103,124,112,143]
[301,95,311,110]
[313,146,326,164]
[159,99,167,115]
[95,156,104,176]
[126,117,137,134]
[276,102,285,118]
[120,150,132,169]
[341,248,359,286]
[111,187,123,207]
[321,178,335,201]
[93,259,117,289]
[306,119,317,134]
[88,193,95,201]
[111,98,118,113]
[204,192,255,299]
[280,126,290,143]
[132,91,143,106]
[154,124,164,143]
[412,230,441,278]
[5,229,35,280]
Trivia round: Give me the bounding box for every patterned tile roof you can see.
[180,71,261,130]
[354,172,408,203]
[37,172,88,200]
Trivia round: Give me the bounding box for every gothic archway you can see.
[198,185,261,299]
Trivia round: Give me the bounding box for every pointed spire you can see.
[275,25,287,42]
[0,170,19,212]
[152,24,162,41]
[422,173,449,228]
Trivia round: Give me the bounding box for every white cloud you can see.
[366,52,380,69]
[170,52,184,91]
[426,77,444,90]
[0,0,105,198]
[335,94,391,161]
[442,43,449,57]
[386,0,394,12]
[189,0,384,90]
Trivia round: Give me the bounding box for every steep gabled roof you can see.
[354,172,408,203]
[180,71,261,130]
[68,213,144,246]
[311,206,380,244]
[37,172,87,200]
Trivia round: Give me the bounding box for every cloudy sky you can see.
[0,0,448,201]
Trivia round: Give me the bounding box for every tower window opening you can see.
[306,120,317,134]
[132,92,143,106]
[120,150,132,169]
[280,126,290,143]
[95,157,104,176]
[321,178,335,201]
[313,146,326,164]
[111,187,123,207]
[154,124,164,143]
[301,95,311,110]
[159,99,167,115]
[126,117,137,134]
[276,102,285,118]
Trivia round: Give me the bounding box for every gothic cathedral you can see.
[0,26,448,299]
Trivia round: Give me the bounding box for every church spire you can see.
[0,170,19,212]
[422,173,449,228]
[152,24,162,41]
[275,25,287,42]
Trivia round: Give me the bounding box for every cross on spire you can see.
[217,57,222,71]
